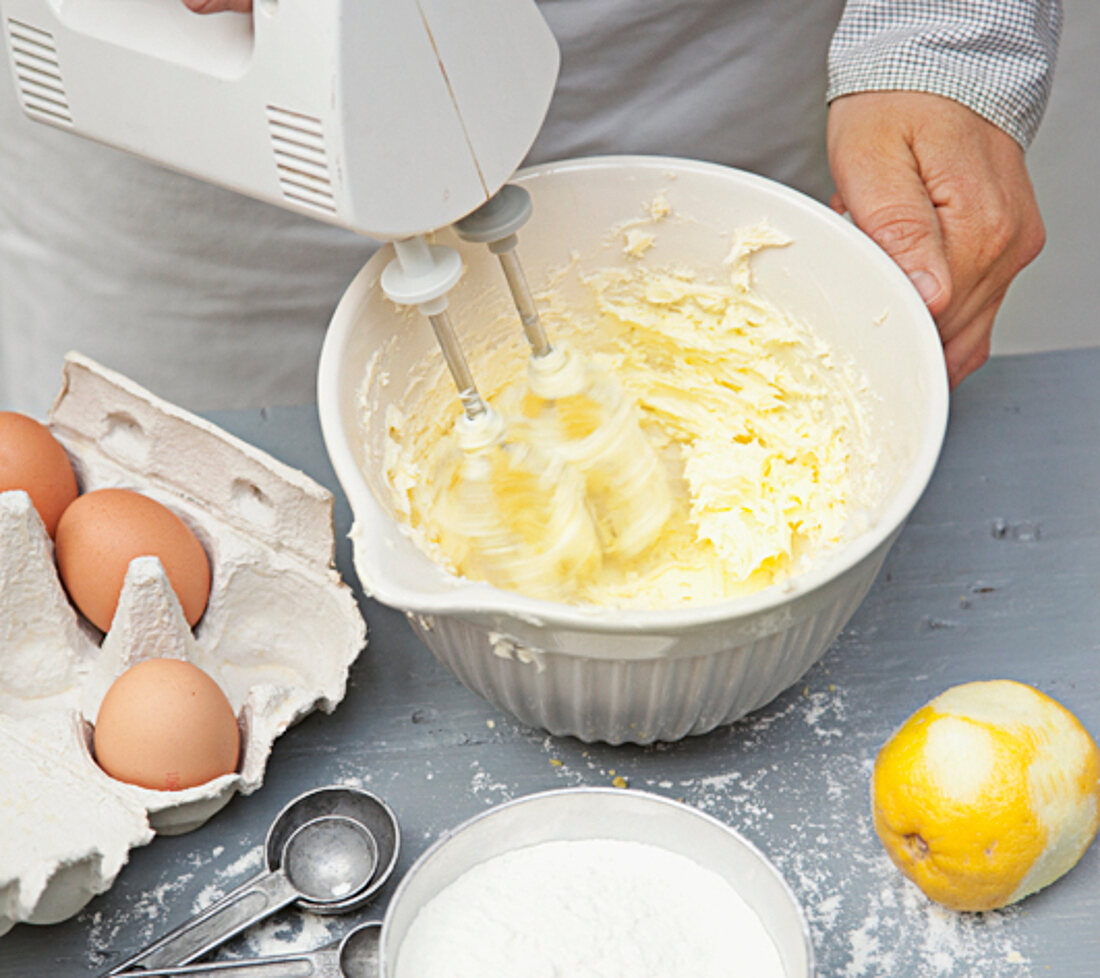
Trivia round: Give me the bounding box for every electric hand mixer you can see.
[1,0,670,596]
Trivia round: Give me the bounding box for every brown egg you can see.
[0,411,79,537]
[93,658,240,791]
[55,488,211,633]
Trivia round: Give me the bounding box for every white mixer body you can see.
[0,0,559,238]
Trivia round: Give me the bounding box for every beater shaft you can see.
[426,308,490,422]
[496,247,551,359]
[455,185,555,358]
[381,235,492,423]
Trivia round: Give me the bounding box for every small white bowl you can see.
[379,787,813,978]
[318,155,948,744]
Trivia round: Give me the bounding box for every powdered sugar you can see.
[394,839,786,978]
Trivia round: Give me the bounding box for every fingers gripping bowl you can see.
[318,156,949,744]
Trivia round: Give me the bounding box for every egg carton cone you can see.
[0,352,367,935]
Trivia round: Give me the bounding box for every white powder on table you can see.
[393,838,789,978]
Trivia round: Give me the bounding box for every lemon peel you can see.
[871,679,1100,912]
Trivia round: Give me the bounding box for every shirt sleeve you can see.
[827,0,1064,148]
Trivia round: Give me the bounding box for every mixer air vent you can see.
[5,19,72,126]
[266,106,336,215]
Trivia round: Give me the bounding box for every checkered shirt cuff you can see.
[827,0,1064,147]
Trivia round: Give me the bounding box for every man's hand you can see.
[183,0,252,12]
[827,91,1046,388]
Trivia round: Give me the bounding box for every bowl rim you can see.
[378,785,814,977]
[318,154,949,633]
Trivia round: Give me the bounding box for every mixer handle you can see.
[21,0,256,78]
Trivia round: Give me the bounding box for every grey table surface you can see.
[2,347,1098,977]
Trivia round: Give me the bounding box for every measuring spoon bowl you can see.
[283,815,378,904]
[337,921,383,978]
[264,786,400,915]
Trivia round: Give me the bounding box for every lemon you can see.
[871,679,1100,912]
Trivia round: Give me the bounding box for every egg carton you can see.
[0,352,367,936]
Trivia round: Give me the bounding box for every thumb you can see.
[183,0,253,12]
[834,155,952,316]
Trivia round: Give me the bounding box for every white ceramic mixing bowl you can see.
[318,155,948,744]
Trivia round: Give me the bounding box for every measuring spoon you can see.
[110,921,383,978]
[107,816,378,975]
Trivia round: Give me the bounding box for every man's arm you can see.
[826,1,1063,387]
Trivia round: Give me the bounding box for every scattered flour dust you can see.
[84,873,197,967]
[651,684,1036,978]
[393,838,786,978]
[83,840,345,967]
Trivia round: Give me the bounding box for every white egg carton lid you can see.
[0,352,367,936]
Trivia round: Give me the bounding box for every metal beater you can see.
[380,236,601,599]
[456,185,673,559]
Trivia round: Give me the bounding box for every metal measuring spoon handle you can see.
[108,922,383,978]
[105,816,378,975]
[107,946,341,977]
